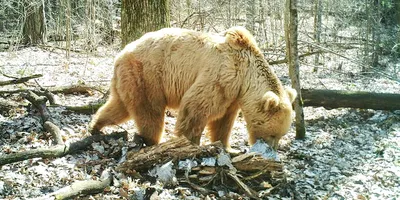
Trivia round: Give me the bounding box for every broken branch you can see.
[0,74,42,86]
[118,137,223,173]
[0,131,128,166]
[51,168,112,200]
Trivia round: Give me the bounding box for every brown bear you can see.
[89,27,297,150]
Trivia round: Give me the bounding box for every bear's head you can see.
[247,87,297,149]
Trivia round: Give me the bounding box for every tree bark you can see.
[22,0,46,45]
[302,89,400,110]
[121,0,170,47]
[284,0,306,139]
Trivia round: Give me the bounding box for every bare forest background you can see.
[1,0,399,76]
[1,0,400,199]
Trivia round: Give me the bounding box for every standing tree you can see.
[313,0,322,72]
[60,0,71,59]
[284,0,306,139]
[245,0,256,34]
[22,0,46,45]
[85,0,96,51]
[121,0,170,47]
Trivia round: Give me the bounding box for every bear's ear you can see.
[285,87,297,103]
[224,27,257,50]
[262,91,280,111]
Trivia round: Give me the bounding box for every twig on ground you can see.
[180,180,218,196]
[0,74,43,86]
[62,102,104,114]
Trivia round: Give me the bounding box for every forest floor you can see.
[0,46,399,200]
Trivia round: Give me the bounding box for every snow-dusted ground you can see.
[0,46,399,199]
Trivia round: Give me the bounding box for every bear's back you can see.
[121,28,230,108]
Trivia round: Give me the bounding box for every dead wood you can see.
[231,152,283,172]
[43,121,63,145]
[302,89,400,110]
[268,51,324,65]
[62,102,104,114]
[23,90,50,121]
[49,84,102,95]
[0,74,43,86]
[0,131,128,166]
[0,84,102,97]
[117,136,224,173]
[22,90,63,145]
[50,168,112,200]
[180,180,218,196]
[227,172,260,199]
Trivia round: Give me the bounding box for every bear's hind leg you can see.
[89,93,130,134]
[207,103,239,149]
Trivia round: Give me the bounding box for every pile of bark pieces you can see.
[118,136,288,199]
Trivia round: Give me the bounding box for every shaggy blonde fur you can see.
[89,27,297,149]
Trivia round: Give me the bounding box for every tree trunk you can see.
[61,0,71,59]
[302,89,400,110]
[22,0,46,45]
[121,0,170,47]
[85,0,96,51]
[100,0,114,44]
[285,0,306,139]
[397,0,400,26]
[313,0,322,72]
[371,0,381,68]
[363,0,371,72]
[245,0,256,34]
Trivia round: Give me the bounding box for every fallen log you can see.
[64,90,399,116]
[302,89,400,110]
[0,131,127,166]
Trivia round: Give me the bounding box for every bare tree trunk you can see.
[313,0,322,72]
[284,0,306,139]
[100,0,114,44]
[372,0,381,68]
[363,0,370,72]
[121,0,170,47]
[85,0,96,51]
[61,0,71,60]
[245,0,256,34]
[22,0,46,45]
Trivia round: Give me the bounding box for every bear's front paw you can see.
[88,127,103,135]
